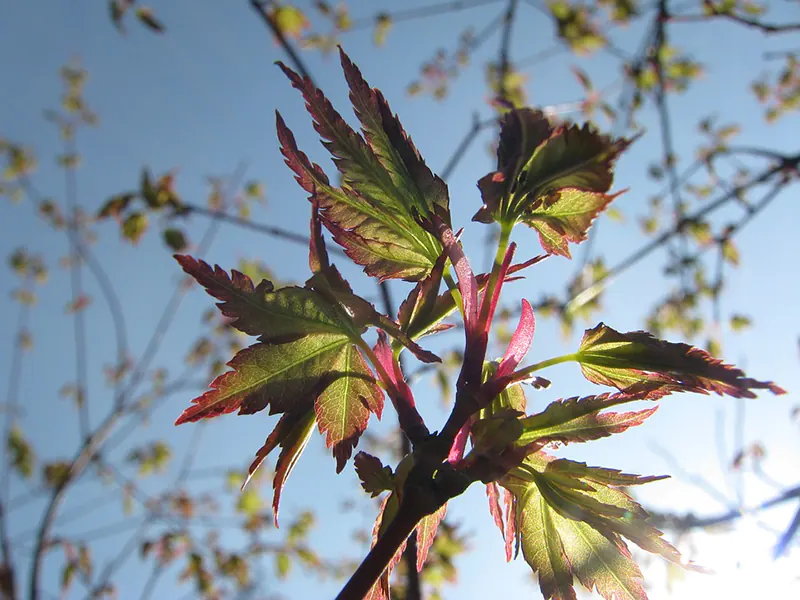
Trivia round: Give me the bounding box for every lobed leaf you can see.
[176,254,355,341]
[416,504,447,571]
[338,47,450,226]
[517,391,659,446]
[277,50,448,282]
[502,456,682,600]
[474,108,634,257]
[315,344,383,472]
[354,452,394,497]
[576,323,787,399]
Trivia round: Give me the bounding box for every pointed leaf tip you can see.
[577,323,786,399]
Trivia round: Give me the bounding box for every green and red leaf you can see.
[277,50,448,282]
[354,452,394,497]
[474,108,634,257]
[576,323,787,399]
[315,344,383,472]
[502,456,682,600]
[416,504,447,571]
[175,255,354,342]
[517,391,659,446]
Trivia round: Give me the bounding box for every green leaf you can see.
[121,211,148,245]
[373,13,392,46]
[276,49,449,281]
[270,5,309,39]
[729,314,751,331]
[315,344,384,470]
[135,7,165,33]
[502,456,681,600]
[176,255,357,342]
[517,391,658,446]
[109,1,128,32]
[354,451,394,497]
[474,109,633,258]
[576,323,786,398]
[8,426,35,479]
[275,552,291,579]
[43,461,71,488]
[97,192,135,219]
[163,228,187,252]
[416,504,447,571]
[520,188,623,258]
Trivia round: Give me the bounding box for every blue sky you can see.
[2,1,799,598]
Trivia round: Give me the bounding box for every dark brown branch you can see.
[0,502,16,600]
[335,499,425,600]
[377,281,421,600]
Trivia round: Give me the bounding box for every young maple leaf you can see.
[175,256,384,482]
[473,108,635,258]
[501,454,682,600]
[517,390,659,446]
[576,323,787,398]
[276,48,451,282]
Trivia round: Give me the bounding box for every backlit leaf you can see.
[8,426,35,479]
[518,391,658,446]
[576,323,786,398]
[315,344,383,471]
[121,211,147,244]
[502,456,682,600]
[354,452,394,497]
[474,108,633,257]
[373,13,392,46]
[175,255,355,342]
[97,192,135,219]
[270,5,309,39]
[276,49,449,282]
[416,504,447,571]
[135,7,165,33]
[163,228,187,252]
[271,409,316,527]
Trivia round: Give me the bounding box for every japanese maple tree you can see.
[173,48,784,600]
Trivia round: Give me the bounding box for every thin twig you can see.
[63,136,90,439]
[349,0,504,30]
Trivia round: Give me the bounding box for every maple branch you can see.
[651,484,800,531]
[349,0,504,29]
[181,202,348,257]
[440,114,494,181]
[376,281,422,600]
[62,136,91,439]
[335,494,429,600]
[654,0,690,292]
[1,295,31,593]
[565,152,800,313]
[671,3,800,34]
[28,410,124,599]
[497,0,519,104]
[17,175,130,399]
[0,502,15,600]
